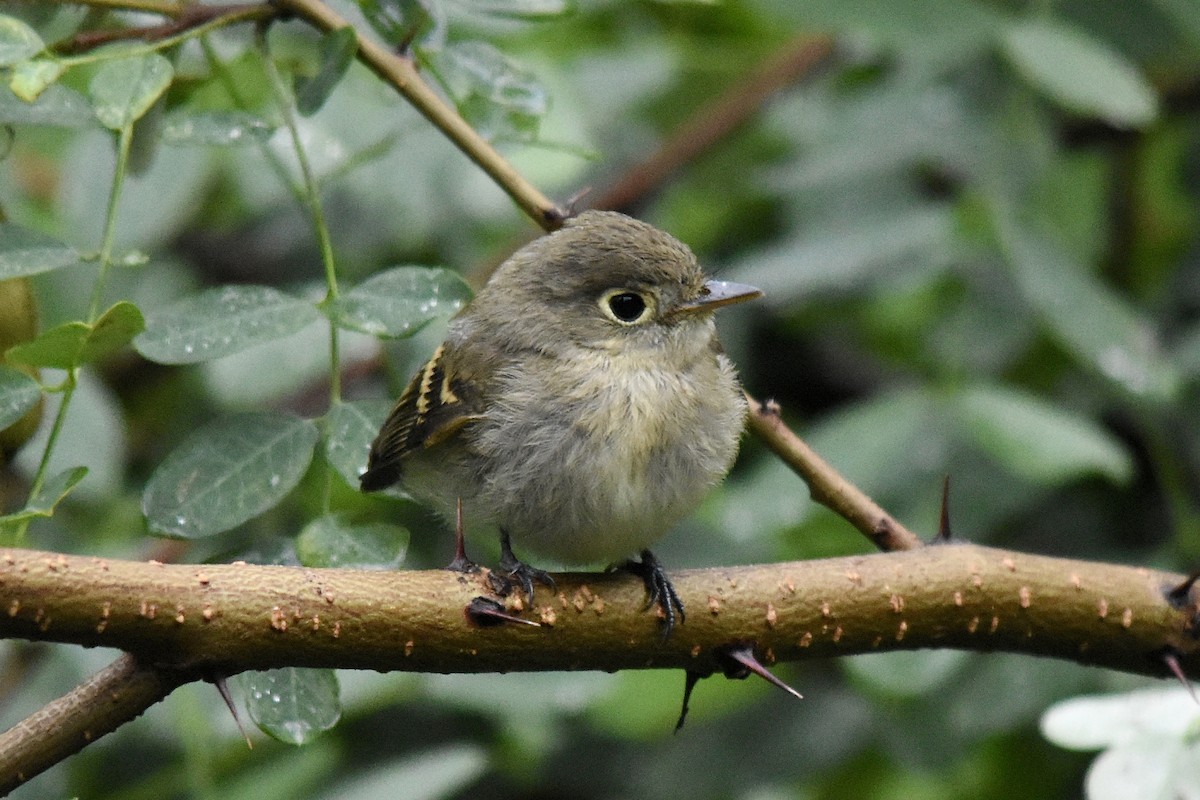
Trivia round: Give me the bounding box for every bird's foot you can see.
[492,529,556,603]
[623,549,685,639]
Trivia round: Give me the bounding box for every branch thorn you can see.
[446,497,481,574]
[718,643,803,700]
[1166,571,1200,607]
[464,596,540,628]
[209,672,252,749]
[675,670,707,733]
[559,186,592,220]
[931,474,952,545]
[1162,649,1198,705]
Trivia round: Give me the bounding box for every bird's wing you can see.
[358,342,485,492]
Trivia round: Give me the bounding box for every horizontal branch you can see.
[1,545,1196,678]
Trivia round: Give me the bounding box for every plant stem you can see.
[15,121,134,541]
[87,125,133,323]
[64,0,185,15]
[58,4,273,64]
[259,30,344,509]
[11,370,78,543]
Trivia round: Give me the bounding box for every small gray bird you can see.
[360,210,760,634]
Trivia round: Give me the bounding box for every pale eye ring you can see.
[600,289,653,325]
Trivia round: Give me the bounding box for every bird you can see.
[359,210,760,635]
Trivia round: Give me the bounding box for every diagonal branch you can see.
[746,395,924,551]
[272,0,563,229]
[589,34,834,214]
[0,653,186,795]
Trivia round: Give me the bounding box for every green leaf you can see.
[954,386,1133,485]
[5,321,87,369]
[994,213,1179,402]
[0,366,41,431]
[0,467,88,535]
[435,41,548,142]
[1001,20,1158,128]
[161,110,275,146]
[10,58,65,102]
[0,83,94,127]
[0,224,82,280]
[325,266,470,338]
[323,398,392,488]
[358,0,445,49]
[143,411,319,538]
[243,668,340,745]
[295,27,358,117]
[27,466,88,516]
[134,285,321,364]
[89,52,174,130]
[296,514,408,569]
[83,301,145,361]
[5,302,144,369]
[0,15,44,67]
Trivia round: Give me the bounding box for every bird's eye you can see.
[600,289,653,325]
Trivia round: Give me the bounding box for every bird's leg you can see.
[493,528,556,603]
[623,549,685,639]
[446,497,480,574]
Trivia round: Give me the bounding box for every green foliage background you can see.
[2,0,1199,798]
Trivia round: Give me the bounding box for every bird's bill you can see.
[671,280,763,315]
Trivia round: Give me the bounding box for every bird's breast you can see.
[468,346,745,563]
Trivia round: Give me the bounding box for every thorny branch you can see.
[1,542,1199,792]
[4,0,1188,793]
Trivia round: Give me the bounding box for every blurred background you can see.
[2,0,1199,797]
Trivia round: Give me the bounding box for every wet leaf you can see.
[89,52,173,130]
[323,398,392,487]
[162,110,275,146]
[296,514,408,569]
[135,285,320,364]
[0,367,40,431]
[0,224,82,280]
[143,412,319,538]
[0,15,43,67]
[436,40,547,142]
[243,668,340,745]
[324,266,470,338]
[0,83,94,127]
[27,466,88,515]
[296,27,358,116]
[995,212,1179,403]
